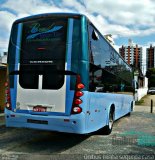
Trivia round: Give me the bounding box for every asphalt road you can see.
[0,103,155,160]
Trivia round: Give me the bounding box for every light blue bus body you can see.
[5,13,134,134]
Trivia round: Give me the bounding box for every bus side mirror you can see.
[92,30,99,41]
[132,80,139,90]
[136,82,139,89]
[134,82,139,89]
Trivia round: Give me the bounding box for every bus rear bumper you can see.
[5,109,87,134]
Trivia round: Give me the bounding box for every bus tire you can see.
[126,112,131,116]
[126,102,133,116]
[102,107,114,135]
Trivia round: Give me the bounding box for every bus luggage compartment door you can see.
[16,74,67,114]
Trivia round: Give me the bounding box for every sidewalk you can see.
[0,113,5,127]
[134,104,155,113]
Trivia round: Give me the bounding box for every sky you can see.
[0,0,155,56]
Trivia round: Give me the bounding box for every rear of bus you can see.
[5,13,89,134]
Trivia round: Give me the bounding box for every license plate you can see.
[33,106,47,112]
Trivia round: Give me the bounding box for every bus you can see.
[5,13,134,134]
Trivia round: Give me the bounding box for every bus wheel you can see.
[103,108,114,135]
[126,102,133,116]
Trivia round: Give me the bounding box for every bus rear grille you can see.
[27,119,48,125]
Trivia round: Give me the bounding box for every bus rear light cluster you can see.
[72,75,84,114]
[5,81,12,110]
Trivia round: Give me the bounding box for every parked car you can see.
[147,87,155,94]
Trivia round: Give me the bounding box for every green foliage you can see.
[135,99,144,105]
[146,68,155,87]
[146,68,155,78]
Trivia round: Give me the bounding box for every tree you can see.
[146,68,155,87]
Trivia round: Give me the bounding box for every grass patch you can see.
[135,99,144,105]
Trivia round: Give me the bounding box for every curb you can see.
[0,113,5,117]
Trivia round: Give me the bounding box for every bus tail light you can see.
[71,75,84,114]
[74,99,82,105]
[77,83,85,90]
[5,82,9,87]
[5,81,12,110]
[72,106,82,113]
[75,91,84,97]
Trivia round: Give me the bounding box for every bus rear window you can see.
[19,18,68,89]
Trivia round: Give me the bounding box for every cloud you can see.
[1,0,61,16]
[146,42,155,46]
[0,10,17,54]
[86,0,155,26]
[85,0,155,39]
[0,0,155,55]
[0,10,16,35]
[61,0,86,12]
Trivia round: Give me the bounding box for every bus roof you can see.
[14,12,84,24]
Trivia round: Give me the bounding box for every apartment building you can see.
[119,39,143,70]
[0,53,7,112]
[119,40,145,88]
[146,44,155,69]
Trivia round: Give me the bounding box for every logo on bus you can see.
[26,23,63,40]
